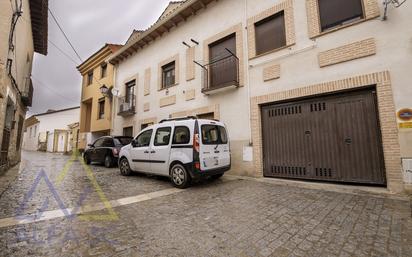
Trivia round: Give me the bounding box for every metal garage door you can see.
[261,88,386,185]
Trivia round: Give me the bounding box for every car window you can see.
[219,126,228,144]
[201,125,228,145]
[173,126,190,144]
[135,130,153,148]
[154,127,171,146]
[114,137,132,146]
[102,138,114,147]
[94,138,104,147]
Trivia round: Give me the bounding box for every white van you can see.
[118,117,231,188]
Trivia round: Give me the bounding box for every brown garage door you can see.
[261,88,386,185]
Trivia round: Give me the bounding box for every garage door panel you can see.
[262,88,386,185]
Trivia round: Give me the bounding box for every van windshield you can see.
[201,125,228,145]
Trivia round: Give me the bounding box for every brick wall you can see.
[250,71,404,193]
[159,95,176,108]
[185,89,196,101]
[171,104,220,120]
[144,68,151,96]
[263,64,281,82]
[186,47,195,81]
[143,102,150,112]
[247,0,295,59]
[318,38,377,67]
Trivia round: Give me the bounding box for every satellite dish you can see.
[111,88,120,97]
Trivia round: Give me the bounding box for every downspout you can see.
[110,64,117,136]
[244,0,252,146]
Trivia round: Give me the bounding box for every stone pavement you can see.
[0,151,411,257]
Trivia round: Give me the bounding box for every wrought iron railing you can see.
[117,95,136,116]
[200,54,239,93]
[21,78,33,107]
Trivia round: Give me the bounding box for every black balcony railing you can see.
[118,95,136,116]
[21,78,34,107]
[200,53,239,94]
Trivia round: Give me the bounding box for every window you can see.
[318,0,364,32]
[102,138,114,147]
[135,129,153,148]
[173,126,190,145]
[101,64,107,78]
[154,127,171,146]
[94,138,104,147]
[255,11,286,55]
[87,72,93,85]
[98,98,105,119]
[34,125,37,137]
[161,61,175,89]
[29,127,32,137]
[123,127,134,137]
[208,34,237,88]
[201,125,228,145]
[114,137,133,146]
[125,80,135,103]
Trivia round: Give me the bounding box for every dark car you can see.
[83,136,133,168]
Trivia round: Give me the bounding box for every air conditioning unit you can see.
[402,158,412,184]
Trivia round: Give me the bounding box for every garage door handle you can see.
[305,130,311,135]
[345,138,352,144]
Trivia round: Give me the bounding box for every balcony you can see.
[201,54,239,95]
[21,78,34,107]
[117,95,136,117]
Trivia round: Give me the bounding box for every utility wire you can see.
[31,76,80,104]
[48,7,83,62]
[48,40,80,65]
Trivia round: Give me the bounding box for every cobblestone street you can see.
[0,151,411,257]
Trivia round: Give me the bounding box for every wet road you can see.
[0,151,411,257]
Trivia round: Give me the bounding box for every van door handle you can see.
[144,150,149,154]
[150,150,156,154]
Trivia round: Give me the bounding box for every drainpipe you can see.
[244,0,253,146]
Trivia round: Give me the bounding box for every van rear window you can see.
[201,125,228,145]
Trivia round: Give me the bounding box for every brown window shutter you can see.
[255,11,286,56]
[318,0,364,31]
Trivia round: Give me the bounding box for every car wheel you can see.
[104,155,113,168]
[210,173,224,180]
[119,158,132,176]
[170,164,191,189]
[84,154,91,165]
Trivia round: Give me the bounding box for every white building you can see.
[109,0,412,193]
[23,107,80,153]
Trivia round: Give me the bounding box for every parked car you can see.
[118,117,231,188]
[83,136,133,168]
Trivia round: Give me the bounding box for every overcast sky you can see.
[30,0,172,115]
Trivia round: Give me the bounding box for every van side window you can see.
[154,127,171,146]
[135,129,153,147]
[172,126,190,144]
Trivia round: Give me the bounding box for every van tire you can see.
[170,163,191,189]
[119,158,132,176]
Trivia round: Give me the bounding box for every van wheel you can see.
[84,154,91,165]
[119,158,132,176]
[170,164,191,189]
[104,155,113,168]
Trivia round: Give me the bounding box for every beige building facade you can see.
[0,0,48,171]
[77,44,122,150]
[110,0,412,193]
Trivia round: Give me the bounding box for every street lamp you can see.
[99,85,112,98]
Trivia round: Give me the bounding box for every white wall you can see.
[22,108,80,151]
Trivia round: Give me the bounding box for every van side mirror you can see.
[88,144,94,148]
[131,139,137,147]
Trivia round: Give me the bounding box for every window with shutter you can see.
[255,11,286,56]
[318,0,364,31]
